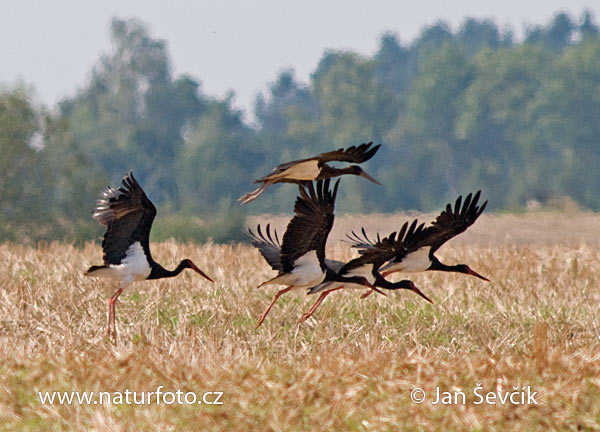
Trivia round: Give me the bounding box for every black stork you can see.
[84,172,214,339]
[297,220,433,323]
[248,179,378,327]
[239,142,381,204]
[351,191,490,283]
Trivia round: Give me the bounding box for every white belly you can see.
[346,265,375,285]
[273,160,320,181]
[89,242,152,287]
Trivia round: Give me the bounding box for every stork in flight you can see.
[239,142,381,204]
[351,191,490,283]
[248,179,379,326]
[298,220,433,323]
[85,172,213,339]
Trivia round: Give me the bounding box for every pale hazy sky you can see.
[1,0,598,116]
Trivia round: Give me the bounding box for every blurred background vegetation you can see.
[1,11,599,244]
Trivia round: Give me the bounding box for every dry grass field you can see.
[1,211,600,431]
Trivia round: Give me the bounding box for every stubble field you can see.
[1,212,600,431]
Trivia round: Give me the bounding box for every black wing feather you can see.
[254,142,380,183]
[341,219,426,272]
[417,191,487,253]
[92,172,157,265]
[316,142,381,163]
[279,179,339,273]
[247,223,282,271]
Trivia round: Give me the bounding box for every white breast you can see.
[90,242,152,288]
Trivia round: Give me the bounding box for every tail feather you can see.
[85,265,107,274]
[257,273,291,288]
[85,265,110,277]
[308,281,335,295]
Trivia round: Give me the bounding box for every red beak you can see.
[412,286,433,304]
[370,285,387,297]
[467,268,490,282]
[189,262,214,283]
[359,170,382,185]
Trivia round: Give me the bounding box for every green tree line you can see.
[1,12,599,243]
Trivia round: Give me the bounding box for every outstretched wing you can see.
[247,223,282,271]
[279,179,339,273]
[418,191,487,253]
[92,172,157,265]
[316,142,381,163]
[342,219,426,272]
[250,142,380,188]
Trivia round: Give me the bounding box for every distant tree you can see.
[455,46,550,207]
[310,51,398,211]
[312,51,398,149]
[60,18,206,207]
[177,95,258,214]
[456,18,511,56]
[0,86,102,243]
[6,10,600,247]
[525,12,576,51]
[0,87,47,241]
[412,21,454,56]
[533,38,600,209]
[388,43,474,209]
[38,113,107,241]
[579,10,599,40]
[374,32,411,96]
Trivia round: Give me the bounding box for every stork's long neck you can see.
[319,165,356,179]
[428,256,460,273]
[326,268,367,285]
[375,274,412,290]
[148,261,187,280]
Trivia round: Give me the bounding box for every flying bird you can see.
[298,220,433,323]
[350,191,489,282]
[239,142,381,204]
[248,179,378,327]
[85,172,213,339]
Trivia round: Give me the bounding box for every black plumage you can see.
[249,179,374,326]
[342,220,427,271]
[91,172,157,267]
[417,191,488,255]
[349,191,489,281]
[247,223,282,272]
[85,172,213,339]
[279,179,338,273]
[239,142,381,203]
[297,221,432,324]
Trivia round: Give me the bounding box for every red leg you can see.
[297,286,344,324]
[361,289,374,299]
[256,286,294,328]
[360,286,387,299]
[107,288,123,340]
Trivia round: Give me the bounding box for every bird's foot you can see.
[360,290,374,299]
[255,313,268,328]
[296,311,313,324]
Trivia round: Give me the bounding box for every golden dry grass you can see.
[1,212,600,431]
